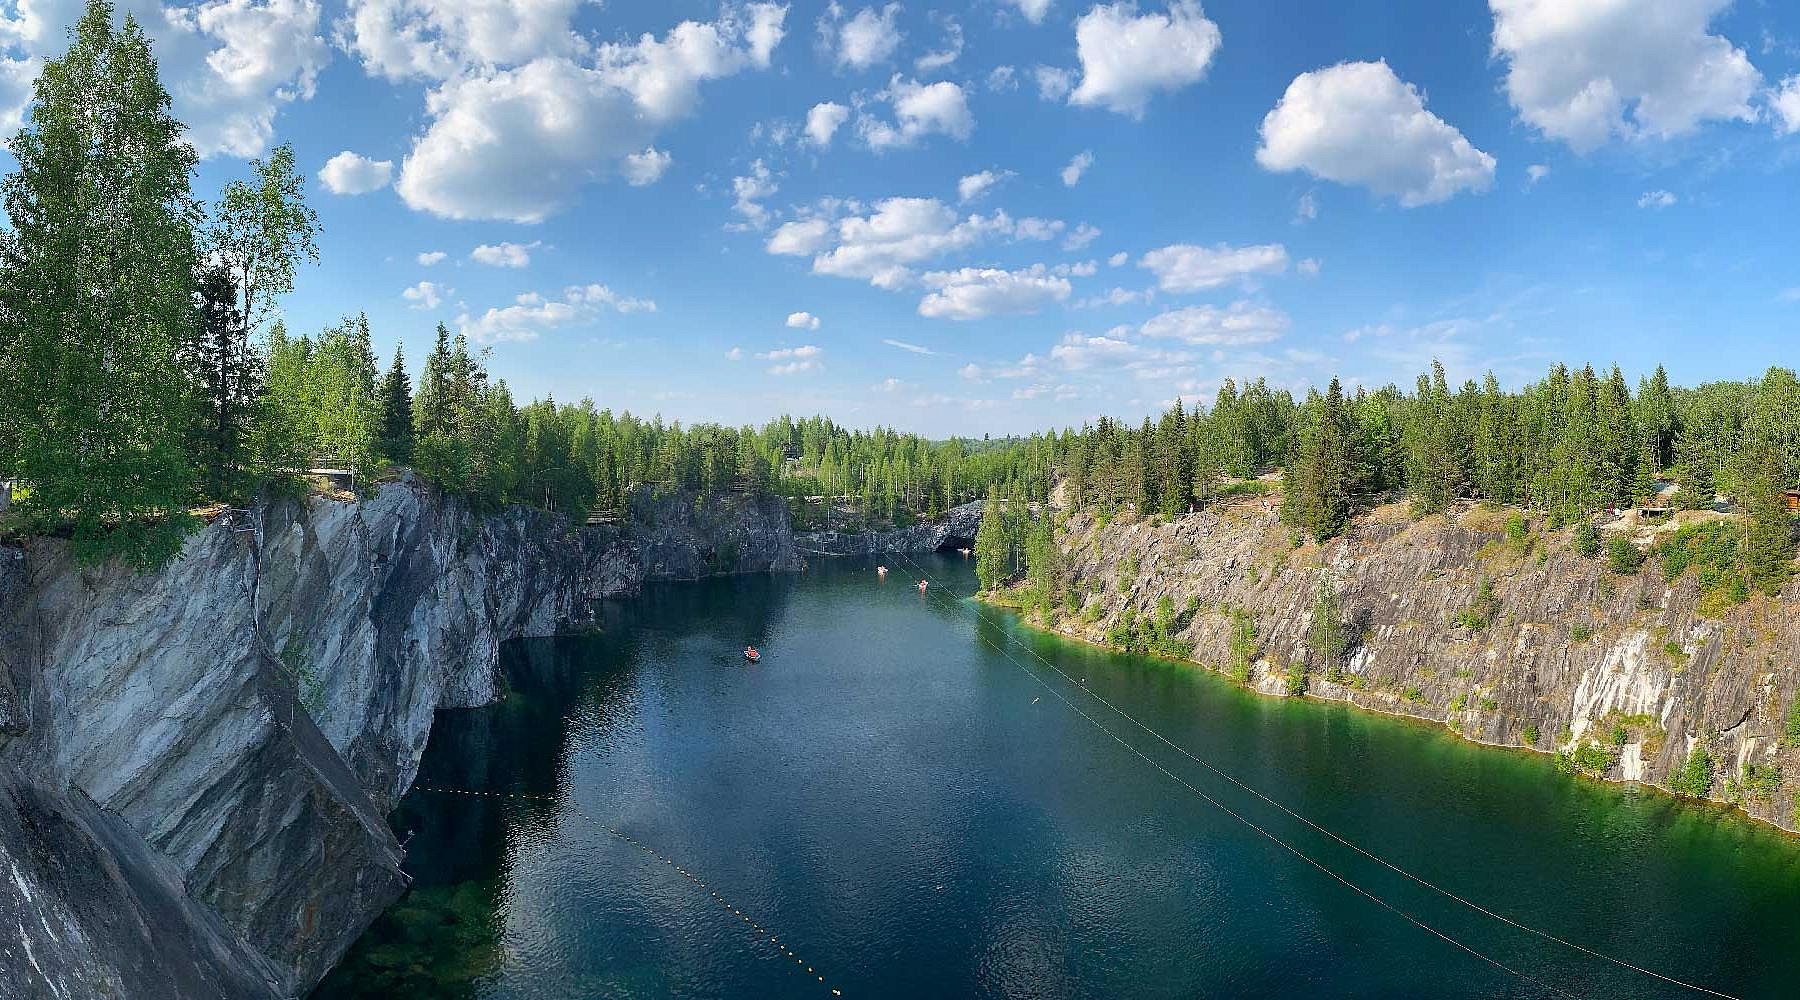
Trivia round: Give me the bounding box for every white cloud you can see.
[1256,60,1495,207]
[727,346,745,360]
[786,310,822,330]
[339,0,591,82]
[471,240,540,268]
[1296,257,1321,276]
[1526,163,1550,185]
[1139,242,1288,293]
[823,3,902,71]
[1638,189,1677,208]
[394,3,787,222]
[459,282,655,343]
[1490,0,1761,153]
[1069,1,1221,118]
[1034,64,1074,101]
[987,65,1017,91]
[915,16,961,72]
[1063,222,1101,250]
[805,101,851,145]
[917,265,1072,320]
[858,76,974,150]
[1107,250,1129,267]
[1295,190,1318,222]
[957,169,1009,203]
[623,147,672,186]
[402,280,446,309]
[1138,301,1288,345]
[731,159,779,227]
[1060,149,1094,186]
[417,250,448,266]
[884,338,934,354]
[1074,286,1153,309]
[320,150,394,195]
[758,343,823,374]
[1007,0,1053,24]
[769,197,1063,290]
[1771,75,1800,136]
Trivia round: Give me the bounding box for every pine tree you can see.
[187,263,260,500]
[378,344,415,464]
[0,1,201,567]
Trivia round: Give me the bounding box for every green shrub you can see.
[1455,576,1500,630]
[1607,536,1645,574]
[1555,741,1617,776]
[1726,762,1781,805]
[1669,745,1715,799]
[1521,723,1540,747]
[1402,686,1425,703]
[1785,690,1800,748]
[1573,520,1601,557]
[1480,696,1498,712]
[1449,693,1468,712]
[1570,623,1593,643]
[1228,610,1257,683]
[1285,661,1308,697]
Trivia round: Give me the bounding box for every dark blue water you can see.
[316,555,1800,1000]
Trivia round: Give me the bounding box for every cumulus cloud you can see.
[1139,242,1288,293]
[417,250,448,266]
[917,265,1072,320]
[1296,257,1321,276]
[394,3,787,222]
[758,343,823,374]
[1490,0,1761,153]
[1638,189,1676,208]
[957,169,1009,203]
[805,100,851,145]
[731,159,779,227]
[1256,60,1495,207]
[822,2,901,70]
[0,0,330,155]
[1007,0,1053,24]
[1064,223,1101,251]
[1138,301,1288,345]
[1107,251,1129,267]
[622,147,672,185]
[1073,286,1152,309]
[1060,149,1094,186]
[767,197,1063,289]
[858,76,974,150]
[459,282,655,343]
[319,150,393,194]
[402,280,446,309]
[786,310,822,329]
[1068,1,1221,117]
[1526,163,1550,185]
[1772,75,1800,136]
[915,16,961,72]
[339,0,591,81]
[987,65,1017,91]
[471,240,540,268]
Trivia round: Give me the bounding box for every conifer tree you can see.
[188,263,259,500]
[1742,439,1795,596]
[0,1,200,567]
[378,344,415,464]
[974,493,1008,591]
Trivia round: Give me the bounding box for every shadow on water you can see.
[314,574,797,1000]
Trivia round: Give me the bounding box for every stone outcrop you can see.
[794,499,985,557]
[0,479,799,1000]
[1035,497,1800,833]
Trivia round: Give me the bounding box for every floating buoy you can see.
[744,647,761,662]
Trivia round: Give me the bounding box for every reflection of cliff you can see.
[0,481,799,1000]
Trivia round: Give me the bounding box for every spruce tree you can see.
[0,1,200,567]
[188,263,260,501]
[1742,439,1795,596]
[378,344,415,464]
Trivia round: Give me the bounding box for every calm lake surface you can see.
[315,554,1800,1000]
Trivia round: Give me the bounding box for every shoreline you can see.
[972,590,1798,841]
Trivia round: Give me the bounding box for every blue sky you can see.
[6,0,1800,435]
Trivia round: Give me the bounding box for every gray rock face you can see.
[795,500,984,556]
[0,480,797,1000]
[1041,499,1800,832]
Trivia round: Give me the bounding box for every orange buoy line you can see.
[415,747,843,996]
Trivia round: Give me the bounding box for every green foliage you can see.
[1103,597,1195,661]
[1570,622,1594,643]
[1521,723,1540,747]
[1285,660,1307,697]
[1449,693,1467,712]
[1227,610,1257,682]
[1308,571,1350,672]
[1669,744,1715,799]
[1573,520,1601,557]
[1786,690,1800,748]
[1606,536,1645,574]
[0,1,200,568]
[974,495,1010,591]
[1555,741,1618,777]
[1725,762,1781,806]
[278,634,326,716]
[1455,575,1500,629]
[1480,696,1498,712]
[1402,686,1425,703]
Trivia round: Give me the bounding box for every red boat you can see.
[744,647,760,662]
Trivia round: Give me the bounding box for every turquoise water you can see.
[315,554,1800,999]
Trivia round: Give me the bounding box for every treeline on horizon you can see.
[0,3,1052,570]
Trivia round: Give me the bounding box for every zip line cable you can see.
[895,550,1737,1000]
[415,758,844,996]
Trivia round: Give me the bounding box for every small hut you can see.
[1784,489,1800,514]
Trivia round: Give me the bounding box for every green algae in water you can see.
[324,881,504,998]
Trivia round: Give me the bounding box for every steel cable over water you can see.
[415,720,845,997]
[895,549,1741,1000]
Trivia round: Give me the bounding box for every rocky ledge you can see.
[0,479,799,1000]
[1030,497,1800,833]
[794,499,984,557]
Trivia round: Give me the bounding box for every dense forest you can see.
[0,2,1050,569]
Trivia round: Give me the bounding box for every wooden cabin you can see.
[1784,489,1800,513]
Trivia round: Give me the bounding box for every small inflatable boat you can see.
[744,647,760,662]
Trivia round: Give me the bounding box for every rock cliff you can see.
[0,479,799,1000]
[1033,497,1800,833]
[794,499,984,557]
